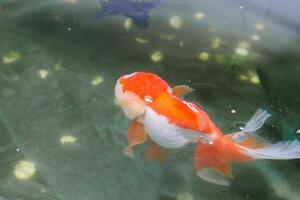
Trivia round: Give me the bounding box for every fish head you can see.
[115,72,172,119]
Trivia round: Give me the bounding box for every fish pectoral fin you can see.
[172,85,194,97]
[125,119,147,158]
[123,146,134,158]
[144,141,168,165]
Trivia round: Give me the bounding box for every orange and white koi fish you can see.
[115,72,300,186]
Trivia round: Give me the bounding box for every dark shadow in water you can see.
[231,166,285,200]
[157,194,176,200]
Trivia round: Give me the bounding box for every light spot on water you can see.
[255,23,265,30]
[239,5,244,10]
[248,70,260,84]
[135,37,149,44]
[54,62,65,71]
[231,109,237,114]
[194,12,205,20]
[14,161,36,180]
[16,148,20,152]
[179,41,184,47]
[91,76,103,86]
[176,192,194,200]
[38,69,49,79]
[296,129,300,134]
[250,75,260,84]
[60,135,77,145]
[124,18,132,31]
[238,70,260,85]
[251,34,260,41]
[238,41,250,49]
[150,50,163,62]
[159,33,176,40]
[63,0,77,4]
[235,41,251,56]
[3,50,21,64]
[170,16,183,29]
[197,52,209,61]
[211,37,221,49]
[239,74,249,81]
[67,27,72,31]
[235,48,248,56]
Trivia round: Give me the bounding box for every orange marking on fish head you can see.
[115,72,172,119]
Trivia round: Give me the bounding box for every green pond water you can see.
[0,0,300,199]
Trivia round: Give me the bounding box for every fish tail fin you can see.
[240,140,300,160]
[195,109,300,186]
[227,108,300,160]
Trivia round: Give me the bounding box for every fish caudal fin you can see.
[195,109,300,186]
[227,108,300,160]
[241,140,300,160]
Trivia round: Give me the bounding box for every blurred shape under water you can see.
[97,0,162,28]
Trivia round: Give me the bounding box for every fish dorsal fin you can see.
[172,85,194,97]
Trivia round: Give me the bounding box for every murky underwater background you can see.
[0,0,300,199]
